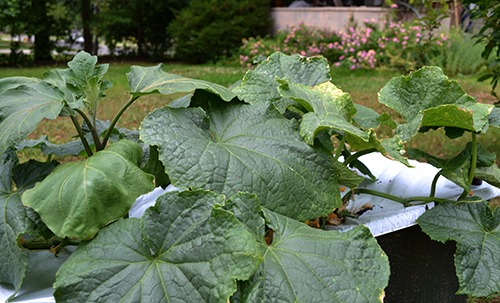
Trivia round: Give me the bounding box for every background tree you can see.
[461,0,500,103]
[168,0,273,63]
[81,0,93,53]
[31,0,53,62]
[0,0,74,64]
[0,0,31,64]
[96,0,188,59]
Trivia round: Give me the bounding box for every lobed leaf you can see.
[54,190,263,303]
[140,99,341,221]
[378,66,493,142]
[418,202,500,297]
[233,52,331,113]
[239,209,389,303]
[22,140,154,240]
[278,81,369,145]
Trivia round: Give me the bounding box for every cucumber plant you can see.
[0,51,499,302]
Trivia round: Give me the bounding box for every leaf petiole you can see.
[74,108,102,151]
[459,132,478,200]
[70,115,93,157]
[101,95,140,148]
[344,148,377,166]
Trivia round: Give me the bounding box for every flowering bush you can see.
[238,19,453,72]
[239,24,339,68]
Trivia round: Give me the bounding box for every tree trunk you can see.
[135,1,145,58]
[82,0,93,53]
[32,0,53,63]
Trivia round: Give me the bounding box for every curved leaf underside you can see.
[0,79,65,157]
[22,140,154,240]
[127,64,236,101]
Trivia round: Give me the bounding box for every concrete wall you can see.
[271,7,392,33]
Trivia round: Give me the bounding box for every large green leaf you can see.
[239,209,389,302]
[22,140,154,240]
[140,100,341,221]
[0,151,29,293]
[54,190,263,303]
[418,202,500,297]
[278,81,369,145]
[233,52,331,112]
[0,80,65,156]
[378,66,493,142]
[127,64,236,101]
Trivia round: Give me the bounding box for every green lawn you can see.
[0,62,498,166]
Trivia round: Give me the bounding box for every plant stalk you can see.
[333,136,347,161]
[70,115,93,157]
[75,108,102,151]
[344,148,377,165]
[429,171,442,198]
[352,188,452,207]
[19,237,80,252]
[459,132,478,200]
[101,95,139,148]
[468,132,478,187]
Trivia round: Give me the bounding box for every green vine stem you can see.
[468,132,478,186]
[101,95,140,148]
[18,236,81,252]
[333,135,347,161]
[352,188,453,207]
[344,148,377,166]
[70,115,93,157]
[429,171,442,198]
[459,131,478,200]
[75,108,102,151]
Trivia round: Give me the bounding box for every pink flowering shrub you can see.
[374,20,449,71]
[238,19,450,71]
[239,24,340,68]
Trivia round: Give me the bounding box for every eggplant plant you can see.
[0,51,499,302]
